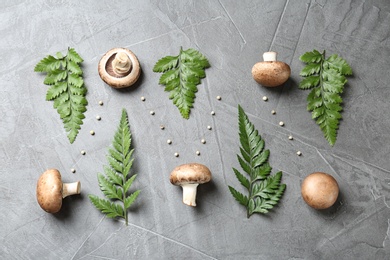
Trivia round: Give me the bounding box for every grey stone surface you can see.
[1,0,390,259]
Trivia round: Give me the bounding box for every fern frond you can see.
[89,109,140,226]
[34,48,87,143]
[229,105,286,218]
[153,47,210,119]
[299,50,352,146]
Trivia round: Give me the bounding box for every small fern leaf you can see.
[34,48,87,144]
[67,47,83,63]
[153,47,210,119]
[230,105,286,218]
[233,168,250,191]
[299,50,352,146]
[89,109,140,226]
[88,195,124,219]
[228,186,249,207]
[124,190,140,209]
[97,173,123,200]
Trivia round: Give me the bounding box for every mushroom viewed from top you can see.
[36,169,81,213]
[301,172,339,210]
[98,47,141,89]
[170,163,212,207]
[251,51,291,87]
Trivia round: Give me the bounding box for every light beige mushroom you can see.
[98,47,141,89]
[251,51,291,87]
[301,172,339,209]
[170,163,212,207]
[36,169,81,213]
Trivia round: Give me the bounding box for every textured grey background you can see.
[1,0,390,259]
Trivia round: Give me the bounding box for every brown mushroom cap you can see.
[170,163,211,185]
[36,169,63,213]
[301,172,339,210]
[252,61,291,87]
[98,47,141,89]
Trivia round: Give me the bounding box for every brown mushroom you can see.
[36,169,81,213]
[98,47,141,88]
[251,51,291,87]
[170,163,212,207]
[301,172,339,210]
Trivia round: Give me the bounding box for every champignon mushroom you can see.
[301,172,339,210]
[36,169,81,213]
[251,51,291,87]
[98,47,141,88]
[170,163,211,207]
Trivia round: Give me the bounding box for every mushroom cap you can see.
[251,61,291,87]
[98,47,141,89]
[170,163,211,185]
[301,172,339,210]
[36,169,63,213]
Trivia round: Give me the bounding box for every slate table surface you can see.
[1,0,390,259]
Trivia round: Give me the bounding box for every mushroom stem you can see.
[62,181,81,198]
[263,51,277,62]
[112,51,132,76]
[181,183,199,206]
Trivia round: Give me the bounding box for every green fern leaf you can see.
[88,195,124,219]
[233,168,250,190]
[89,109,140,226]
[228,186,249,206]
[229,105,286,218]
[299,50,352,146]
[34,47,87,144]
[153,47,210,119]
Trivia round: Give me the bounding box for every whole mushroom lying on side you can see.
[170,163,211,207]
[98,47,141,89]
[36,169,81,213]
[251,51,291,87]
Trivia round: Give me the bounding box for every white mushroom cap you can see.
[36,169,81,213]
[251,51,291,87]
[98,47,141,89]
